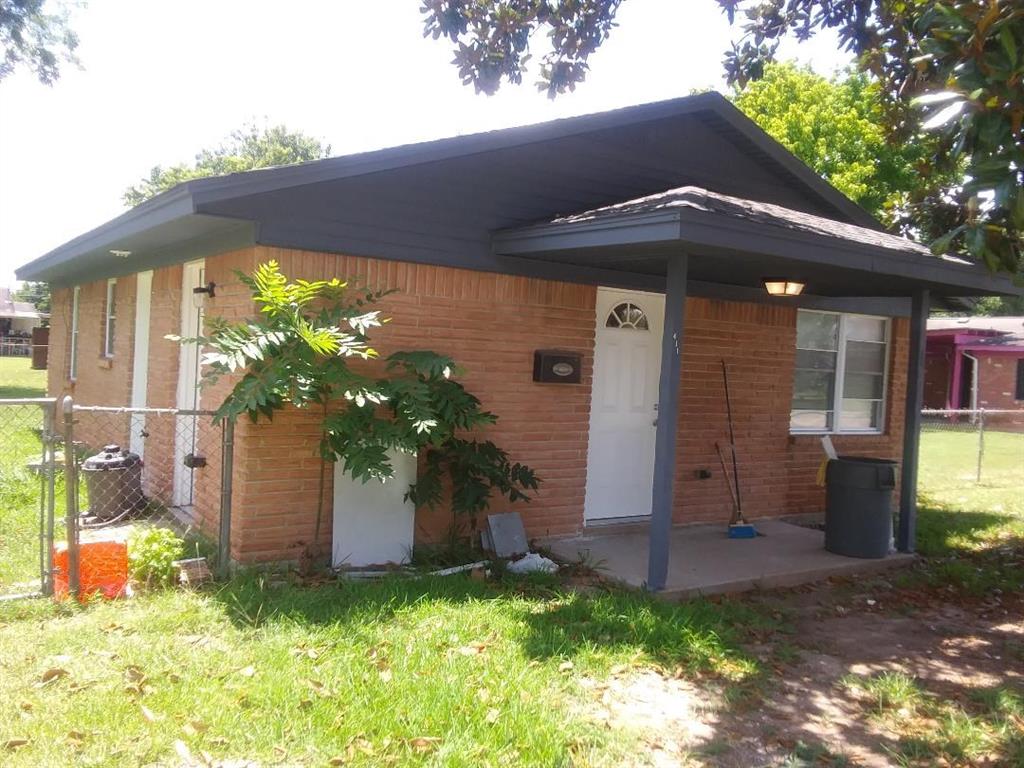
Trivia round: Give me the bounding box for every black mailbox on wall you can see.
[533,350,582,384]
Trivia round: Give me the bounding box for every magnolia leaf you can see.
[921,100,966,130]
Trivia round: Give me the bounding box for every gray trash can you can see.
[82,444,145,521]
[824,457,897,559]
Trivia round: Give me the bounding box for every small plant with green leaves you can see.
[171,261,539,556]
[128,526,185,588]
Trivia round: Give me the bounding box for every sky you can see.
[0,0,851,286]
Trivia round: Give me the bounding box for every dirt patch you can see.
[582,579,1023,767]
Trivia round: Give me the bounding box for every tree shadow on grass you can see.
[212,570,772,677]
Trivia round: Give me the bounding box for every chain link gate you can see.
[1,397,233,600]
[0,398,58,599]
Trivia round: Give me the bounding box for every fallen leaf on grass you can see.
[378,668,393,684]
[36,667,69,686]
[409,736,441,753]
[558,660,574,673]
[237,665,256,678]
[329,759,345,766]
[140,704,162,722]
[182,720,209,737]
[455,641,489,656]
[3,738,29,751]
[477,687,491,703]
[19,701,33,711]
[485,707,501,724]
[66,730,86,747]
[307,679,332,698]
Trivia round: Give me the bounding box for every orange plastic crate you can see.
[53,540,129,600]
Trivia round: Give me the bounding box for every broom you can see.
[721,360,756,539]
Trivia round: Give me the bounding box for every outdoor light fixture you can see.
[192,282,216,309]
[763,278,805,297]
[109,249,132,258]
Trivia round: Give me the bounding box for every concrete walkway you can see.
[545,519,915,599]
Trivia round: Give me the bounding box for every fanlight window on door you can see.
[606,302,649,330]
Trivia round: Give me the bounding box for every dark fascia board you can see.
[16,186,195,281]
[258,216,911,315]
[492,210,1022,297]
[45,221,256,289]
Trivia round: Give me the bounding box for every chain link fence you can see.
[0,397,233,600]
[0,399,58,599]
[920,409,1024,493]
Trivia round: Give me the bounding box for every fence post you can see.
[976,408,986,484]
[61,395,80,597]
[218,418,234,579]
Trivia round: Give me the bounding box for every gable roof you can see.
[17,92,882,286]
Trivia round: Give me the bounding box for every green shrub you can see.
[128,527,185,588]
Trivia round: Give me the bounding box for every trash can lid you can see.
[82,445,141,470]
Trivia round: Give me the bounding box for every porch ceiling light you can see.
[763,278,805,297]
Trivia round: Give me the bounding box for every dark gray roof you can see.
[17,92,880,286]
[554,186,958,262]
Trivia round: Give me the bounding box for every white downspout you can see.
[963,351,980,412]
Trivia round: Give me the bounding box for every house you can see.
[0,286,48,357]
[16,93,1019,590]
[924,316,1024,425]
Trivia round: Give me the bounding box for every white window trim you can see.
[69,286,81,380]
[104,278,117,358]
[791,309,891,436]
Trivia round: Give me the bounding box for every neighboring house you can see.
[16,93,1019,588]
[0,286,48,357]
[924,316,1024,421]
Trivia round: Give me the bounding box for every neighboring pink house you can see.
[924,317,1024,420]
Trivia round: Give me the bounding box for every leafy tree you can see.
[0,0,78,84]
[421,1,1023,275]
[172,261,539,555]
[13,280,50,314]
[732,62,950,222]
[124,124,331,207]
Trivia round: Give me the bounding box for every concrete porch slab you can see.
[544,519,916,600]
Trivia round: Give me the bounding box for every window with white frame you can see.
[69,286,81,380]
[790,310,890,434]
[104,279,117,358]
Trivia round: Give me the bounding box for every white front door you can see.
[584,288,665,522]
[173,260,205,511]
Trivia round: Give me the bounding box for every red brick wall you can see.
[48,246,911,564]
[673,301,908,524]
[924,353,952,410]
[976,352,1024,428]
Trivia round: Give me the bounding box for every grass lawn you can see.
[0,574,769,766]
[915,425,1024,593]
[0,356,47,399]
[0,354,1020,766]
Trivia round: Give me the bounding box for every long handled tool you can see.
[721,360,756,539]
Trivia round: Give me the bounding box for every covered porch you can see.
[493,186,1018,593]
[546,519,916,599]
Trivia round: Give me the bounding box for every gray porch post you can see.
[647,253,688,591]
[897,287,930,552]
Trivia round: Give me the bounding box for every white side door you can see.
[173,260,205,511]
[584,288,665,522]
